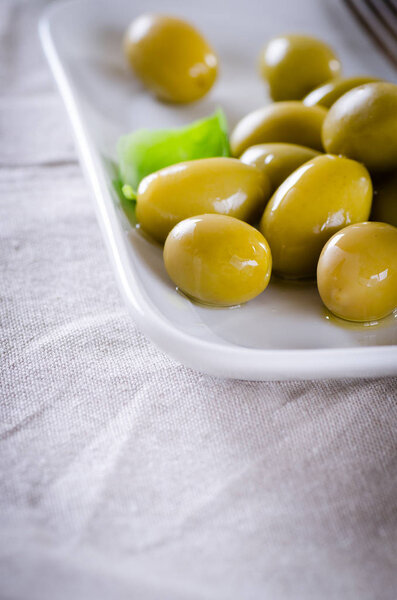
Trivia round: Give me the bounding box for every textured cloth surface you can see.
[1,2,397,599]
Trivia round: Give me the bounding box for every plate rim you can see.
[38,0,397,380]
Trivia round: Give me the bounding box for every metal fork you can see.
[343,0,397,68]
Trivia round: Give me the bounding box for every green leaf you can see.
[117,108,230,190]
[112,178,137,226]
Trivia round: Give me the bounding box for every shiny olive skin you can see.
[136,157,271,243]
[259,35,341,101]
[372,172,397,227]
[230,102,327,157]
[164,214,272,306]
[124,14,218,103]
[240,143,320,193]
[317,222,397,322]
[259,155,372,279]
[303,76,380,108]
[322,82,397,172]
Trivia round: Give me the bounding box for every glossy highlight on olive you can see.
[303,76,381,108]
[259,154,372,279]
[322,82,397,172]
[317,222,397,322]
[259,34,341,101]
[163,214,272,306]
[230,102,327,157]
[136,157,271,243]
[240,143,320,192]
[124,14,218,103]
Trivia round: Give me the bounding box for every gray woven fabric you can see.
[1,2,396,599]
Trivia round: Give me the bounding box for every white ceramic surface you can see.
[39,0,397,380]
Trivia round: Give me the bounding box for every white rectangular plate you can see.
[40,0,397,380]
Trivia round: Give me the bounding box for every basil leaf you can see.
[117,108,230,190]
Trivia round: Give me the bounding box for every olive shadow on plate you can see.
[127,228,169,284]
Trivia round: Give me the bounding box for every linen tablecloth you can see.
[1,1,396,598]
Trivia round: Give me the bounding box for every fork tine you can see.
[366,0,397,38]
[343,0,397,69]
[383,0,397,19]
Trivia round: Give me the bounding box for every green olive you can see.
[259,35,341,101]
[136,157,271,243]
[303,76,381,108]
[317,222,397,322]
[259,155,372,279]
[230,102,327,157]
[124,14,218,103]
[163,214,272,306]
[240,143,320,193]
[371,172,397,227]
[322,82,397,172]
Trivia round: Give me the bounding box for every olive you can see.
[124,14,218,103]
[317,222,397,322]
[322,82,397,172]
[163,214,272,306]
[259,155,372,279]
[240,143,320,192]
[136,157,271,243]
[303,76,381,108]
[372,172,397,227]
[259,34,341,101]
[230,102,327,157]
